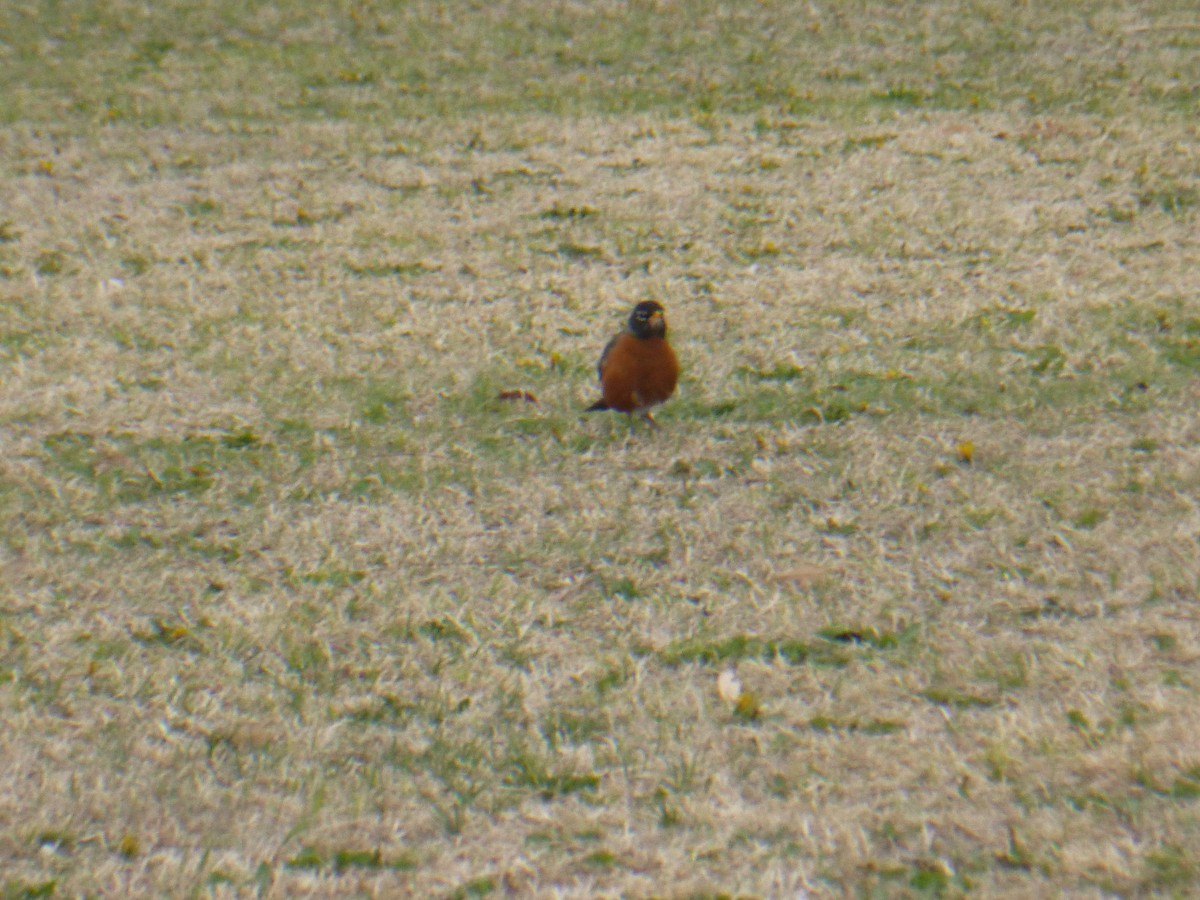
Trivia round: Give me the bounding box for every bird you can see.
[585,300,679,425]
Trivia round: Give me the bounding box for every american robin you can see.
[585,300,679,424]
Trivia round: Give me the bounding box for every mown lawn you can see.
[1,1,1198,895]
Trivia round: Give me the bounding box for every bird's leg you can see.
[640,411,659,428]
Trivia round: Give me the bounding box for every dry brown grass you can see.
[2,2,1200,897]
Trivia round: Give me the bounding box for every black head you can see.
[627,300,667,338]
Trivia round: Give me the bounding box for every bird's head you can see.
[628,300,667,338]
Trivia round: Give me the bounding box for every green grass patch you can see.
[659,633,852,668]
[808,716,906,735]
[285,846,415,873]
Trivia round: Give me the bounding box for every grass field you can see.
[2,1,1199,896]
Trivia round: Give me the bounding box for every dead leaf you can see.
[716,669,742,705]
[497,390,539,403]
[734,692,762,721]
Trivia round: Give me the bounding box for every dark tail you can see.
[584,400,609,412]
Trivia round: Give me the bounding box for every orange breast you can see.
[599,334,679,412]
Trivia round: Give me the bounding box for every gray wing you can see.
[596,332,621,381]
